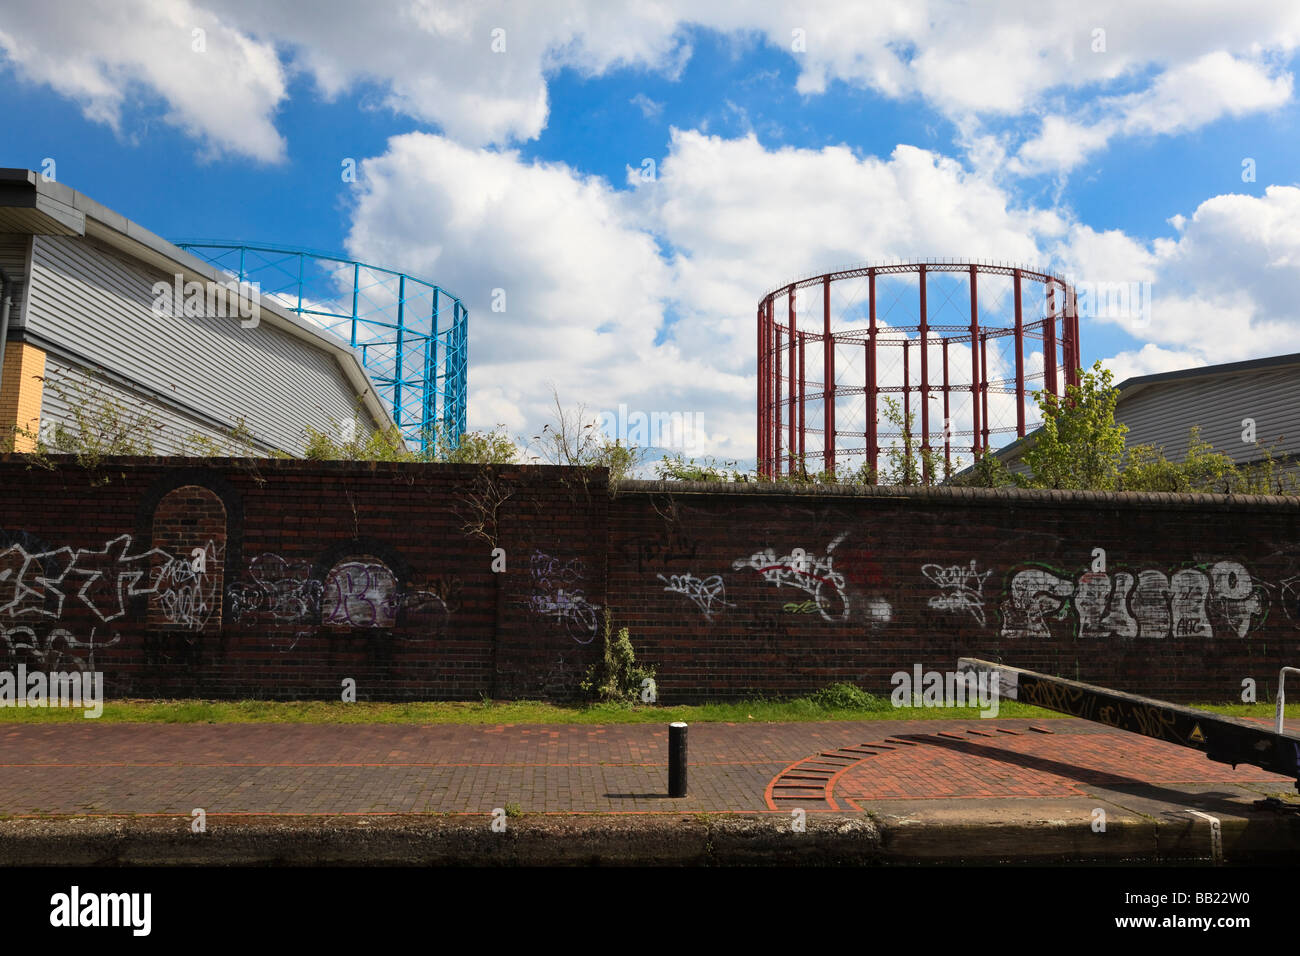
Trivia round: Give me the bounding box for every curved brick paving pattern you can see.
[0,718,1291,816]
[765,724,1294,811]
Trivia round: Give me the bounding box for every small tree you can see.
[656,453,744,482]
[876,396,948,485]
[439,427,519,465]
[1021,361,1127,490]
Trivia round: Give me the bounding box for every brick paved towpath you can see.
[0,717,1292,817]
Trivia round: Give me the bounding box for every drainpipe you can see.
[0,265,12,397]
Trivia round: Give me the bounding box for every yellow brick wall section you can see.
[0,342,46,452]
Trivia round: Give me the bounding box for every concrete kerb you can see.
[3,809,1299,865]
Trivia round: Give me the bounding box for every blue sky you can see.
[2,2,1298,468]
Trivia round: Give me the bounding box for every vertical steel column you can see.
[441,302,453,437]
[787,285,797,475]
[902,337,911,455]
[1065,284,1081,387]
[757,304,764,474]
[1072,302,1082,386]
[918,264,930,483]
[461,300,468,437]
[350,262,360,348]
[867,270,878,477]
[427,288,439,447]
[1044,282,1058,398]
[768,298,777,473]
[1013,269,1025,438]
[981,334,990,449]
[969,266,981,456]
[823,276,834,473]
[790,332,800,476]
[394,274,405,430]
[774,319,783,476]
[942,339,950,475]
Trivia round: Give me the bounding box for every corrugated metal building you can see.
[994,353,1300,475]
[0,168,392,456]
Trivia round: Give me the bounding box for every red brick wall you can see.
[1,457,1298,703]
[611,484,1300,703]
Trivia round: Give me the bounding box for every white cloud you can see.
[630,93,664,119]
[4,1,1299,163]
[343,132,684,448]
[344,130,1071,462]
[1060,186,1300,367]
[1014,53,1294,174]
[1104,344,1207,384]
[0,0,287,162]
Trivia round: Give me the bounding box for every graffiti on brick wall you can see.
[0,625,119,672]
[0,533,219,634]
[657,572,733,621]
[999,560,1266,640]
[0,534,180,623]
[1259,545,1300,630]
[1281,575,1300,628]
[732,535,852,623]
[626,527,700,573]
[157,541,221,631]
[322,560,401,628]
[227,554,322,625]
[528,550,600,643]
[427,574,464,614]
[227,553,449,643]
[922,560,994,627]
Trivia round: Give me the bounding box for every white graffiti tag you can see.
[158,541,220,630]
[922,560,993,626]
[1000,560,1266,640]
[732,535,850,623]
[529,551,600,643]
[1,625,120,672]
[657,572,734,621]
[0,535,214,624]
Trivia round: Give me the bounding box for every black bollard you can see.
[668,721,688,797]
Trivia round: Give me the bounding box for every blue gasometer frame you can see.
[175,240,468,453]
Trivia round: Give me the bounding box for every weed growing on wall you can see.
[579,610,657,705]
[301,415,520,465]
[18,373,164,471]
[526,389,641,495]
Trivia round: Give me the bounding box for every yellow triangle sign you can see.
[1190,724,1206,743]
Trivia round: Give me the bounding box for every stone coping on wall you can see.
[2,454,1296,512]
[615,479,1300,512]
[0,454,603,482]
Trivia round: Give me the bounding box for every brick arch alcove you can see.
[149,485,227,635]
